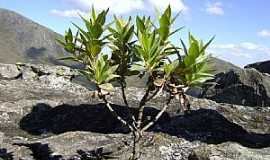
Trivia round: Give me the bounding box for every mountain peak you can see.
[0,8,65,64]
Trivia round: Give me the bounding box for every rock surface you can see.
[0,63,270,159]
[0,63,21,79]
[245,60,270,74]
[201,68,270,107]
[189,142,270,160]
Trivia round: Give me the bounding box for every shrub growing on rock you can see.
[57,6,214,159]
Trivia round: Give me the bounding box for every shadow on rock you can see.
[157,108,270,149]
[0,148,13,160]
[70,148,116,160]
[14,143,62,160]
[19,103,270,149]
[19,103,169,135]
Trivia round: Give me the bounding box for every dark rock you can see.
[245,60,270,74]
[201,68,270,107]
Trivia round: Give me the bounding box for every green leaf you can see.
[169,26,184,37]
[200,36,215,54]
[57,56,77,61]
[180,39,188,55]
[130,63,145,72]
[136,16,145,33]
[64,42,75,53]
[91,5,96,21]
[171,11,181,24]
[99,83,115,91]
[65,28,73,42]
[109,64,119,74]
[56,38,66,46]
[93,24,103,38]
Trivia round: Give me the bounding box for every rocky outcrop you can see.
[245,60,270,74]
[189,142,270,160]
[0,63,270,159]
[201,68,270,107]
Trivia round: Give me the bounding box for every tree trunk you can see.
[131,131,141,160]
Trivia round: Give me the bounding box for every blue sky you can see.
[1,0,270,67]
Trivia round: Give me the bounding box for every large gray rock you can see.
[245,60,270,74]
[201,68,270,107]
[189,142,270,160]
[0,63,270,159]
[0,63,21,79]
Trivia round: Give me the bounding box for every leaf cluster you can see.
[57,5,214,93]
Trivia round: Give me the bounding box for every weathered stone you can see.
[0,63,21,79]
[189,142,270,160]
[201,68,270,107]
[0,132,4,146]
[0,62,270,160]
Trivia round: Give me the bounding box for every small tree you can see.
[57,6,214,159]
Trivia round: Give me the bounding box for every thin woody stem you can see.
[119,79,129,107]
[137,83,164,129]
[146,84,164,101]
[142,94,173,132]
[180,92,191,111]
[136,87,151,129]
[100,95,135,132]
[119,79,138,128]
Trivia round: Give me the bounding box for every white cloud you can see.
[209,42,270,66]
[205,2,224,15]
[50,9,87,18]
[211,42,270,55]
[257,29,270,38]
[148,0,188,12]
[51,0,188,17]
[66,0,144,14]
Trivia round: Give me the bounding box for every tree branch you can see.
[100,95,135,132]
[141,94,173,132]
[136,87,151,129]
[119,80,129,107]
[119,80,138,128]
[137,83,164,129]
[146,84,164,101]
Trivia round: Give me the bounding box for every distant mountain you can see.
[208,57,241,75]
[0,8,66,64]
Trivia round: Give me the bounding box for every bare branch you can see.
[137,83,164,129]
[141,94,173,132]
[100,95,135,132]
[136,87,151,129]
[119,80,129,106]
[146,84,164,101]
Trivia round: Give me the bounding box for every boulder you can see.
[201,68,270,107]
[0,63,270,159]
[245,60,270,74]
[0,63,21,79]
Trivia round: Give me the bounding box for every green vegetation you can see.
[57,6,214,159]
